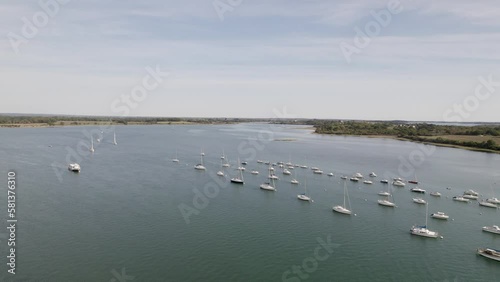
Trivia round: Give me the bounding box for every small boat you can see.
[313,170,323,174]
[363,180,373,184]
[260,182,276,191]
[68,163,81,172]
[300,165,308,169]
[394,177,403,181]
[333,180,352,215]
[413,198,427,204]
[350,177,359,182]
[297,193,311,201]
[378,199,396,207]
[328,173,334,177]
[392,180,406,187]
[477,248,500,262]
[430,192,441,197]
[354,172,363,178]
[482,225,500,235]
[408,180,419,184]
[257,160,263,163]
[487,197,500,204]
[465,189,479,196]
[287,166,294,170]
[237,166,246,171]
[194,149,206,170]
[251,170,259,175]
[463,194,478,200]
[172,150,180,163]
[268,174,279,180]
[369,172,377,177]
[241,161,248,165]
[291,179,299,185]
[90,137,95,153]
[217,171,224,177]
[410,203,440,238]
[264,161,270,165]
[479,201,498,208]
[378,191,390,196]
[269,167,275,171]
[230,164,244,184]
[96,138,101,143]
[430,212,449,220]
[453,196,470,203]
[340,176,348,180]
[410,187,426,194]
[113,132,117,145]
[311,167,319,171]
[380,179,389,184]
[283,169,292,175]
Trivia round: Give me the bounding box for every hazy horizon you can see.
[1,0,499,121]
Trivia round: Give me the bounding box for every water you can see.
[0,123,499,281]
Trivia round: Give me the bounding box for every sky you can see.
[1,0,500,121]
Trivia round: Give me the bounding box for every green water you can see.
[0,123,499,281]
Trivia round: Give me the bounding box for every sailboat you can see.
[217,158,225,177]
[291,169,299,184]
[194,149,206,170]
[378,184,396,207]
[333,180,352,215]
[260,174,276,191]
[90,137,95,153]
[230,160,244,184]
[113,131,117,145]
[172,150,180,163]
[297,175,312,201]
[410,203,441,238]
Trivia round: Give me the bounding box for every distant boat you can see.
[350,177,359,182]
[430,212,449,220]
[408,180,419,184]
[113,132,117,145]
[251,170,259,175]
[380,179,389,184]
[283,169,292,175]
[230,159,244,184]
[333,180,352,215]
[194,149,206,170]
[413,197,427,205]
[340,176,348,180]
[477,248,500,262]
[313,170,323,174]
[172,150,180,163]
[260,174,276,191]
[354,172,363,178]
[291,179,299,185]
[465,189,479,196]
[453,196,470,203]
[68,163,81,172]
[363,180,373,184]
[463,194,478,200]
[482,225,500,235]
[487,197,500,204]
[392,180,406,187]
[328,172,334,177]
[410,187,426,194]
[268,165,279,180]
[479,201,498,208]
[378,183,396,207]
[369,172,377,177]
[378,191,390,196]
[217,158,225,177]
[410,203,440,239]
[90,137,95,153]
[297,177,311,202]
[430,192,441,197]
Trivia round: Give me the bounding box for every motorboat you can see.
[413,198,427,204]
[313,170,323,174]
[453,196,470,203]
[430,192,441,197]
[392,180,406,187]
[410,187,426,194]
[477,248,500,262]
[487,198,500,204]
[311,167,319,171]
[251,170,259,175]
[363,180,373,184]
[465,189,479,196]
[479,201,498,208]
[380,179,389,184]
[68,163,81,172]
[482,225,500,235]
[462,194,478,200]
[350,177,359,182]
[430,212,449,220]
[408,180,419,184]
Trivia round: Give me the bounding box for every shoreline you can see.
[314,132,500,154]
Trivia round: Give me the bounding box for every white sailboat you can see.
[291,169,299,184]
[297,176,312,202]
[172,150,180,163]
[217,158,225,177]
[260,172,276,191]
[378,184,396,207]
[113,131,117,145]
[194,149,206,170]
[410,203,441,238]
[90,137,95,153]
[333,180,352,215]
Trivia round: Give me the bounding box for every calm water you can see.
[0,123,499,281]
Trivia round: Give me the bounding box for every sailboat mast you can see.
[425,203,429,227]
[343,181,346,207]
